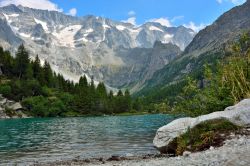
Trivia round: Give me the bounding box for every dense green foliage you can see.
[170,33,250,116]
[0,45,139,117]
[139,32,250,116]
[1,33,249,117]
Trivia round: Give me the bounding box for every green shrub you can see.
[22,96,67,117]
[0,85,11,97]
[169,119,240,155]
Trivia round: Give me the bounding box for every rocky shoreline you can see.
[0,94,27,119]
[33,99,250,166]
[33,127,250,166]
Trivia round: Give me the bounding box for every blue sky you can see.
[0,0,247,31]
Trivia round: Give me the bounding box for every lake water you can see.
[0,114,176,165]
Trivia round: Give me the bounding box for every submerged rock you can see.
[153,99,250,153]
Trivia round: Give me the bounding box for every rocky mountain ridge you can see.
[136,0,250,96]
[0,4,194,90]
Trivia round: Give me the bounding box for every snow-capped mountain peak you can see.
[0,4,195,91]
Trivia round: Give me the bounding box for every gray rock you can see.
[153,99,250,153]
[0,98,7,105]
[183,151,191,157]
[6,102,23,110]
[0,94,26,119]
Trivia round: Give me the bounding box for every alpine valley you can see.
[0,4,194,92]
[1,0,250,165]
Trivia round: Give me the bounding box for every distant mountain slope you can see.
[137,0,250,98]
[185,0,250,56]
[0,4,194,90]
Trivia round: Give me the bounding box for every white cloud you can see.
[149,18,172,27]
[0,0,62,11]
[128,10,136,16]
[68,8,77,16]
[184,21,207,32]
[216,0,246,5]
[171,16,184,22]
[122,17,136,25]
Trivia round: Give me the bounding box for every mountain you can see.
[0,4,194,90]
[137,0,250,98]
[184,0,250,56]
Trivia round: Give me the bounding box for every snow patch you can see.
[128,28,141,34]
[52,25,82,48]
[34,18,49,32]
[31,37,44,41]
[8,14,19,17]
[19,33,31,38]
[85,28,93,33]
[3,13,11,23]
[116,25,126,31]
[76,38,89,42]
[149,26,163,32]
[162,34,174,43]
[103,24,111,29]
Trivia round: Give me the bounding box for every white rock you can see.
[6,102,23,110]
[0,94,26,119]
[183,151,191,157]
[153,99,250,153]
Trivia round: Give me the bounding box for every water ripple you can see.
[0,114,175,165]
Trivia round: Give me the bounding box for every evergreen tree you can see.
[15,44,30,79]
[43,61,53,87]
[124,89,132,111]
[109,90,114,99]
[79,75,88,88]
[117,90,123,96]
[24,63,34,80]
[33,55,41,79]
[96,82,107,98]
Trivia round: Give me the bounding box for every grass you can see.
[167,119,241,156]
[116,111,150,116]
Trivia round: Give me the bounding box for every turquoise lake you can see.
[0,114,176,165]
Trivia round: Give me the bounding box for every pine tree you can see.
[43,61,53,87]
[15,44,30,79]
[24,63,34,80]
[117,90,123,96]
[79,75,88,88]
[33,55,41,79]
[96,82,107,98]
[124,89,132,111]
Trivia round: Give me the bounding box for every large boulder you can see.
[153,99,250,153]
[6,102,23,111]
[0,94,26,119]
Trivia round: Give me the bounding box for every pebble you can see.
[36,134,250,166]
[84,135,250,166]
[183,151,191,157]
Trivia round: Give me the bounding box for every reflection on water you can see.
[0,114,175,165]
